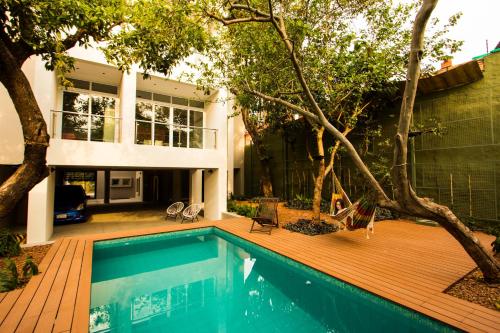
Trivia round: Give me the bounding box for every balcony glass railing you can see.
[50,110,121,143]
[135,120,217,149]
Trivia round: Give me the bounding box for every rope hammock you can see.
[329,171,377,238]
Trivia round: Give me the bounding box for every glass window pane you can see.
[136,90,152,100]
[91,116,115,142]
[189,110,203,127]
[136,121,152,145]
[173,109,187,147]
[173,108,187,125]
[92,96,115,116]
[68,78,90,90]
[189,127,203,149]
[189,100,204,109]
[153,93,171,103]
[92,82,118,95]
[154,123,169,146]
[155,105,170,123]
[172,97,188,106]
[63,92,89,114]
[136,102,153,121]
[62,113,88,140]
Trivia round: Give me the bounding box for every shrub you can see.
[285,195,330,212]
[0,258,19,292]
[0,229,21,258]
[227,200,257,218]
[22,256,39,279]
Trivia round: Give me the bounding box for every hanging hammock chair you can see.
[329,172,377,238]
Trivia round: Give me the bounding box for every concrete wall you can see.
[109,171,137,200]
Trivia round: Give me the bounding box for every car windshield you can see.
[55,186,85,209]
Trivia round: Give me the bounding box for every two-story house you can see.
[0,45,245,244]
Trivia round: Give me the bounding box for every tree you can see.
[0,0,206,218]
[205,0,500,281]
[204,0,457,223]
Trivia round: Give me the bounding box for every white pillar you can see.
[120,70,137,145]
[27,170,55,244]
[189,169,202,205]
[204,168,227,220]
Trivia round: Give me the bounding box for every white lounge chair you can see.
[181,204,202,223]
[165,202,184,221]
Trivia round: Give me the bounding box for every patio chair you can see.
[165,202,184,221]
[181,203,202,223]
[250,197,279,235]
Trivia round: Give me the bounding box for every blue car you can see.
[54,185,88,224]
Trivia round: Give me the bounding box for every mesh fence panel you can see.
[413,85,499,223]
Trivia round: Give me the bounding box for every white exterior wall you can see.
[0,45,233,243]
[26,171,55,244]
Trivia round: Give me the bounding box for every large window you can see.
[60,80,119,142]
[62,171,96,198]
[135,92,205,149]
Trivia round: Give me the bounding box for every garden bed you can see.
[445,265,500,311]
[0,244,52,291]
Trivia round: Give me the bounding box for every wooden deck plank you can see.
[31,239,79,333]
[70,240,92,333]
[0,290,23,325]
[0,239,66,332]
[52,239,86,333]
[19,239,76,332]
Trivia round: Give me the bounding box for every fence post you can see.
[450,173,454,209]
[468,174,472,217]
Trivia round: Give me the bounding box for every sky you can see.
[416,0,499,65]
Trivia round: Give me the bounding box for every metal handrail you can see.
[51,109,121,119]
[134,119,218,132]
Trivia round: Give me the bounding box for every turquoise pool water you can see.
[90,228,459,332]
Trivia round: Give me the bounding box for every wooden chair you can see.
[250,197,279,234]
[165,202,184,221]
[181,203,202,223]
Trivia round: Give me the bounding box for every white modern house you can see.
[0,45,245,245]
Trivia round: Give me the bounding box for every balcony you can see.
[50,110,121,143]
[49,110,218,150]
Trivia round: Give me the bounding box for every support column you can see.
[189,169,202,205]
[204,168,227,220]
[104,170,110,204]
[120,69,137,145]
[27,170,55,244]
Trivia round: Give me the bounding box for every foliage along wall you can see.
[243,52,500,225]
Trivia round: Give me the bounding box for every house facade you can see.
[0,45,245,244]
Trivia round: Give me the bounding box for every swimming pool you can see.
[90,228,459,332]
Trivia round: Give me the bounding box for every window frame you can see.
[135,94,205,149]
[61,82,120,143]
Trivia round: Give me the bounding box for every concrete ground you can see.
[51,206,206,240]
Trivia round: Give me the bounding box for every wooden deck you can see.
[1,219,499,332]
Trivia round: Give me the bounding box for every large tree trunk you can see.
[310,127,325,223]
[0,40,49,219]
[389,0,500,281]
[240,108,274,197]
